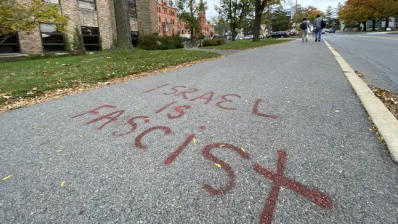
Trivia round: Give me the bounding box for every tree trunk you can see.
[385,16,390,30]
[372,19,376,31]
[253,0,266,42]
[190,26,194,40]
[114,0,132,49]
[362,22,367,32]
[231,24,236,41]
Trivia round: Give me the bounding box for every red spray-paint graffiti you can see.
[72,105,117,118]
[252,99,278,119]
[253,150,332,224]
[144,84,277,119]
[134,126,172,150]
[164,134,195,165]
[112,116,150,137]
[202,143,250,195]
[72,103,333,224]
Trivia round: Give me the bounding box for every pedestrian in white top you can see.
[300,18,310,43]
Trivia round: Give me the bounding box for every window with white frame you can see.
[40,23,65,51]
[81,26,101,51]
[79,0,96,10]
[43,0,59,4]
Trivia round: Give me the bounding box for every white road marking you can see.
[345,35,398,41]
[324,40,398,163]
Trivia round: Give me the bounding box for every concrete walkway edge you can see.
[324,40,398,163]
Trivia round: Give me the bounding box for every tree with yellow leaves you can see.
[339,0,398,31]
[339,0,375,31]
[293,6,324,24]
[0,0,68,46]
[364,0,398,30]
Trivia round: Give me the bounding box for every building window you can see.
[79,0,96,10]
[164,8,167,14]
[40,23,65,51]
[43,0,59,3]
[81,26,100,51]
[128,0,135,6]
[0,33,20,53]
[131,31,138,47]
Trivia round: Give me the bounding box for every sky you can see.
[205,0,346,19]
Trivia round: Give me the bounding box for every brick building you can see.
[155,0,212,38]
[0,0,212,54]
[199,10,214,37]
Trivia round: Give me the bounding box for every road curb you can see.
[324,40,398,163]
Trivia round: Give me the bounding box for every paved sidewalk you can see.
[1,40,397,223]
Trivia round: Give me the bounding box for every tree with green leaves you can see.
[217,0,253,41]
[324,6,333,28]
[252,0,280,42]
[177,0,200,40]
[0,0,68,46]
[270,7,290,31]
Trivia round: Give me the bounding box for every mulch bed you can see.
[369,85,398,119]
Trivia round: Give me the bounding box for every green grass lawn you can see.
[202,38,292,50]
[0,49,219,105]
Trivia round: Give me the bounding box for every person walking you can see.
[313,15,325,42]
[300,18,310,43]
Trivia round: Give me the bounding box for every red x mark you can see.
[253,150,332,224]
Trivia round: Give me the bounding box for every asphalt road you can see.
[1,40,397,224]
[324,32,398,92]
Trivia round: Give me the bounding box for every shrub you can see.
[159,35,184,50]
[138,34,159,50]
[202,39,225,47]
[71,26,86,55]
[138,34,184,50]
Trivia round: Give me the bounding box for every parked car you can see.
[270,31,290,38]
[243,35,254,40]
[289,31,298,36]
[328,29,336,33]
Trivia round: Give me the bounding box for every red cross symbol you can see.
[253,150,333,224]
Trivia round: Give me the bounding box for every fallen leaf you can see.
[2,175,13,181]
[60,181,66,187]
[241,147,246,152]
[214,163,221,168]
[220,144,225,147]
[55,150,63,152]
[79,135,83,138]
[192,138,197,143]
[335,110,340,113]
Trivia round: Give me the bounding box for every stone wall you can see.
[96,0,117,49]
[17,0,43,54]
[136,0,158,35]
[79,9,99,27]
[59,0,80,47]
[9,0,155,54]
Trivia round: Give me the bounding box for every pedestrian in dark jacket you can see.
[313,15,323,42]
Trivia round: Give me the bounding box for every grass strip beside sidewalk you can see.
[202,38,293,50]
[0,49,219,106]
